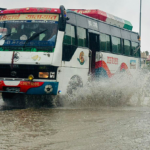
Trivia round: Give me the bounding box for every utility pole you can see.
[139,0,142,68]
[134,0,142,54]
[139,0,142,46]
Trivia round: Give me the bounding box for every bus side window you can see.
[63,24,76,46]
[112,36,121,54]
[62,24,77,61]
[100,33,111,52]
[63,24,71,45]
[123,40,131,56]
[77,27,87,47]
[132,42,140,57]
[71,25,76,46]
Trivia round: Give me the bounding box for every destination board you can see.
[0,14,59,21]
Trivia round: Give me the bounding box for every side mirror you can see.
[66,17,70,21]
[59,5,69,31]
[60,5,66,22]
[59,5,66,31]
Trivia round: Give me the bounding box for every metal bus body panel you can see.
[57,67,89,95]
[51,31,64,66]
[0,51,53,65]
[95,51,140,78]
[61,47,89,68]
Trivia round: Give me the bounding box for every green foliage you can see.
[145,51,149,56]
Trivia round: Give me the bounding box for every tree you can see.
[145,51,149,56]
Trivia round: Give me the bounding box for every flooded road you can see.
[1,72,150,150]
[1,104,150,150]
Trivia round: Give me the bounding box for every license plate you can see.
[5,87,20,92]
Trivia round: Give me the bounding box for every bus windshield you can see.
[0,14,59,52]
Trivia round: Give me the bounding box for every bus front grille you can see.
[0,65,57,80]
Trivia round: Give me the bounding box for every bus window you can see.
[132,42,140,57]
[71,25,76,46]
[124,40,131,56]
[100,33,111,52]
[62,24,77,61]
[112,36,121,54]
[77,27,87,47]
[63,24,76,46]
[63,24,71,45]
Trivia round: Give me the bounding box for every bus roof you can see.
[66,10,139,43]
[70,9,133,31]
[0,7,61,14]
[67,10,138,34]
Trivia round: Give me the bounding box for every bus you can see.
[0,6,140,106]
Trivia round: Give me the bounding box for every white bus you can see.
[0,6,140,106]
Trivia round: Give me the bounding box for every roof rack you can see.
[0,8,6,11]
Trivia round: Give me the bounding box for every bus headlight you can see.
[28,75,34,81]
[39,72,49,78]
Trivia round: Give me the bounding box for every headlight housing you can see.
[50,72,55,79]
[39,72,49,78]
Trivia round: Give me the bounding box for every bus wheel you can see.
[2,93,25,108]
[67,75,83,96]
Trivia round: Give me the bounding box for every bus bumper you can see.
[0,80,59,95]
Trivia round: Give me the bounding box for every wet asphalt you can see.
[0,97,150,150]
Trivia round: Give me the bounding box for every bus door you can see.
[89,32,99,73]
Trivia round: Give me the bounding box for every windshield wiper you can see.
[0,33,12,40]
[23,29,48,48]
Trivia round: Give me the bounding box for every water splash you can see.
[58,69,150,107]
[1,69,150,109]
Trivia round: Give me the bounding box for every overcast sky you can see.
[1,0,148,52]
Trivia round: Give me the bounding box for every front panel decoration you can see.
[77,51,85,65]
[0,81,59,95]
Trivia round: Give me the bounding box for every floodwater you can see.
[1,105,150,150]
[1,70,150,150]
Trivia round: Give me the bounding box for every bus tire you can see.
[2,93,25,108]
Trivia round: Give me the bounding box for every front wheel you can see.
[2,93,25,108]
[2,93,55,108]
[67,75,83,96]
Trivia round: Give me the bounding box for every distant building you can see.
[141,52,148,68]
[146,55,150,67]
[147,55,150,61]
